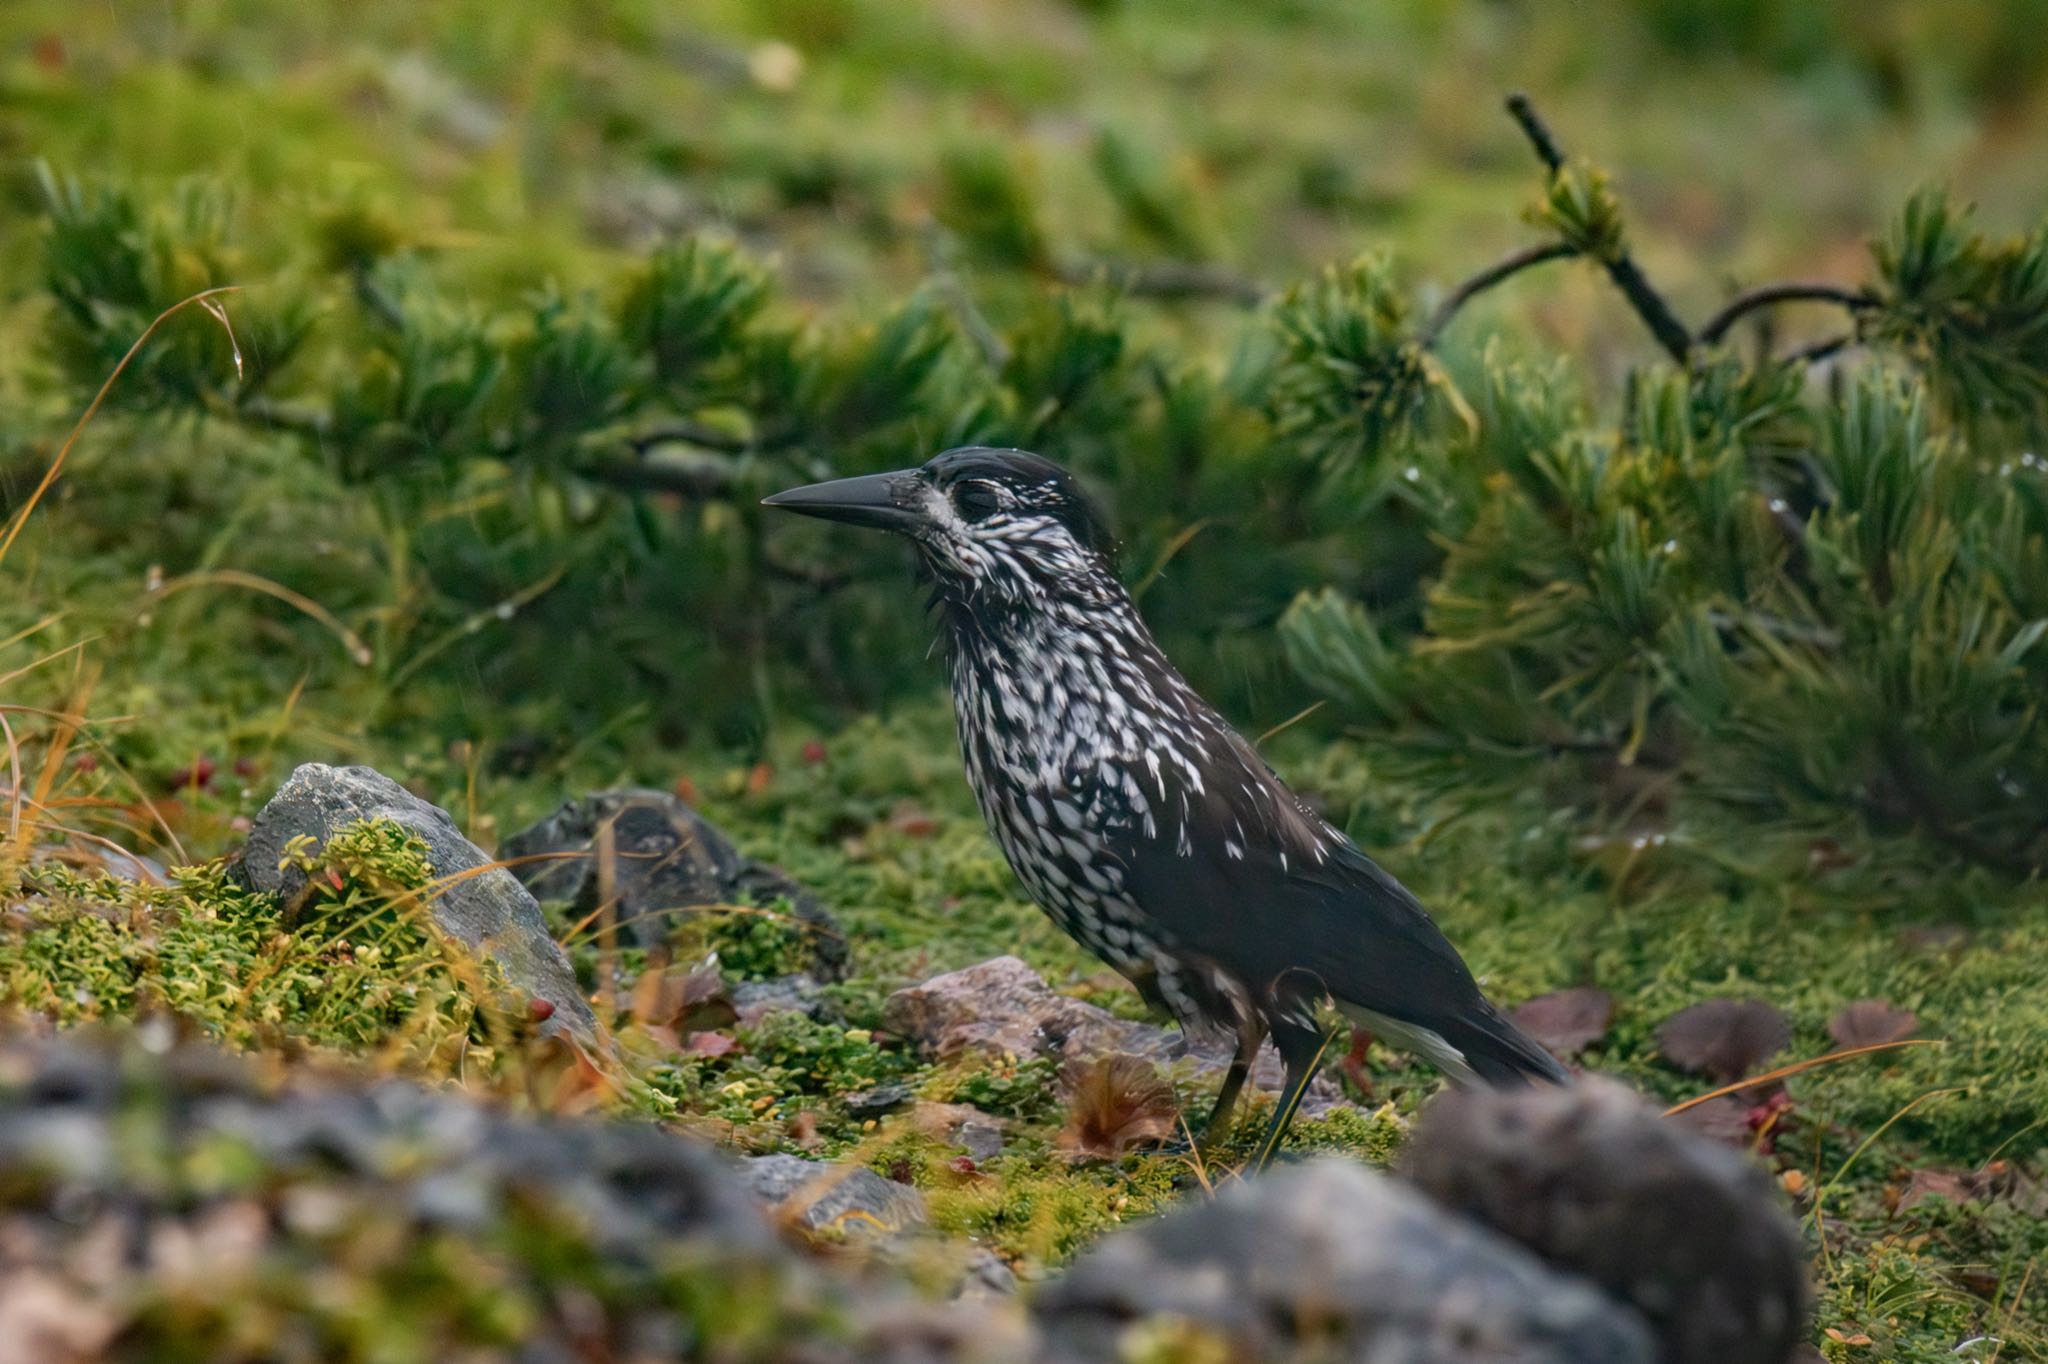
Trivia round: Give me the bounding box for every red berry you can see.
[800,740,828,766]
[528,998,557,1022]
[170,757,217,791]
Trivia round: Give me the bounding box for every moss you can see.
[1,820,508,1066]
[701,904,820,981]
[926,1057,1063,1124]
[923,1149,1185,1269]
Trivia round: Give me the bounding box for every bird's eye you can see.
[953,482,1002,522]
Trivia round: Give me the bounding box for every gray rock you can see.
[241,763,598,1043]
[742,1154,927,1238]
[0,1031,979,1363]
[957,1247,1018,1298]
[731,973,830,1026]
[1400,1078,1811,1364]
[845,1082,916,1119]
[903,1101,1010,1163]
[501,789,846,980]
[882,956,1175,1065]
[883,956,1344,1117]
[34,841,168,884]
[1036,1158,1656,1364]
[954,1118,1006,1164]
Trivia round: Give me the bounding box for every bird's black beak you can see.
[761,470,923,533]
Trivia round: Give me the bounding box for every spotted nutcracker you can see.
[766,448,1566,1166]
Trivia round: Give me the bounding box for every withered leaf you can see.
[1667,1093,1753,1146]
[682,1030,738,1058]
[1510,988,1614,1058]
[630,962,737,1033]
[1895,1168,1976,1212]
[1656,998,1791,1082]
[1056,1055,1179,1160]
[1827,999,1918,1049]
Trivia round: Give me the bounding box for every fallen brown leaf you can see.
[683,1031,738,1058]
[630,962,737,1033]
[1827,999,1917,1049]
[1510,987,1614,1058]
[1056,1055,1179,1160]
[1657,998,1791,1082]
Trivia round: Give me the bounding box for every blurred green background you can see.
[4,0,2046,759]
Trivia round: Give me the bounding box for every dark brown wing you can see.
[1118,728,1566,1083]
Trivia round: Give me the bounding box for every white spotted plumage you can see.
[764,446,1575,1141]
[918,459,1338,1038]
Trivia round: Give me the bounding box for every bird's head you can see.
[763,447,1117,610]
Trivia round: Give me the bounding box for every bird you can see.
[764,447,1568,1167]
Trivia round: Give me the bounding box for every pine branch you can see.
[1422,242,1580,347]
[1057,258,1270,307]
[1700,283,1878,345]
[227,394,333,437]
[1504,93,1694,364]
[628,419,802,455]
[577,448,745,500]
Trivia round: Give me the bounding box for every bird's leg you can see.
[1247,1026,1335,1174]
[1196,1017,1267,1155]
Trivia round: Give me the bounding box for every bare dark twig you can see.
[1422,242,1580,347]
[1700,284,1878,345]
[629,419,803,455]
[1502,93,1694,365]
[1503,93,1566,175]
[762,555,853,593]
[1785,334,1855,366]
[578,449,744,500]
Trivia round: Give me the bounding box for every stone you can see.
[956,1247,1018,1298]
[882,956,1344,1117]
[731,973,829,1026]
[240,764,599,1043]
[882,956,1176,1065]
[1400,1077,1810,1364]
[0,1032,860,1361]
[844,1082,916,1119]
[741,1154,927,1238]
[1035,1157,1656,1364]
[34,841,168,885]
[501,789,846,980]
[955,1119,1007,1165]
[908,1101,1009,1162]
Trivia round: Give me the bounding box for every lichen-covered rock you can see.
[884,957,1158,1064]
[742,1153,928,1237]
[0,1031,926,1363]
[1399,1078,1811,1364]
[241,763,599,1043]
[882,956,1343,1116]
[1035,1157,1656,1363]
[732,972,831,1026]
[501,788,847,980]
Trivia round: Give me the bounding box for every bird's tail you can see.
[1440,1001,1572,1087]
